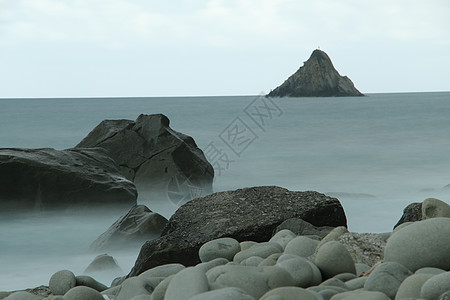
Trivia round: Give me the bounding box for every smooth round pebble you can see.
[187,287,256,300]
[284,236,318,257]
[233,242,283,264]
[269,229,296,249]
[276,257,316,287]
[421,271,450,300]
[129,295,152,300]
[355,263,371,276]
[240,241,257,251]
[199,237,241,262]
[258,253,282,267]
[114,277,153,300]
[49,270,77,295]
[75,275,108,292]
[415,267,446,275]
[384,218,450,272]
[165,267,209,300]
[149,274,174,300]
[206,265,294,299]
[138,263,185,279]
[3,291,43,300]
[395,273,434,300]
[242,256,264,266]
[422,198,450,219]
[315,241,356,278]
[330,290,390,300]
[364,261,412,299]
[64,286,104,300]
[260,286,321,300]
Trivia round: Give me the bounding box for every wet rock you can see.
[0,148,136,211]
[90,205,168,250]
[129,186,347,276]
[76,114,214,207]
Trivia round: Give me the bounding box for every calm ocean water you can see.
[1,92,450,290]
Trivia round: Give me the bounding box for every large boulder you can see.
[0,148,137,211]
[75,114,214,208]
[90,205,168,250]
[128,186,347,276]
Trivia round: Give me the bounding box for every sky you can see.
[0,0,449,98]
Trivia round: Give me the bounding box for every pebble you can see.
[233,242,283,264]
[384,218,450,271]
[240,241,257,251]
[260,286,322,300]
[49,270,77,295]
[269,229,296,249]
[420,271,450,300]
[164,267,209,300]
[137,263,185,279]
[75,275,108,292]
[199,237,241,262]
[129,295,152,300]
[187,287,256,300]
[206,265,294,298]
[63,286,104,300]
[315,241,356,278]
[114,277,153,300]
[149,274,174,300]
[415,267,446,275]
[284,236,318,257]
[276,256,317,287]
[364,261,412,298]
[3,291,43,300]
[421,198,450,219]
[395,273,434,299]
[330,290,390,300]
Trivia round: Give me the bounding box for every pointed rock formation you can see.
[267,50,364,97]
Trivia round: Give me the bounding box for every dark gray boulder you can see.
[128,186,347,276]
[90,205,168,250]
[393,202,422,229]
[267,49,364,97]
[0,148,137,211]
[76,114,214,207]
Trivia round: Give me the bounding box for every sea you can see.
[1,92,450,290]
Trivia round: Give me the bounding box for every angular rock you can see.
[393,202,422,229]
[84,254,123,277]
[315,241,356,278]
[49,270,76,295]
[364,262,412,299]
[187,287,256,300]
[274,218,334,238]
[0,148,137,211]
[206,265,295,299]
[129,186,347,276]
[199,237,241,262]
[422,198,450,219]
[384,218,450,272]
[76,114,214,207]
[267,49,364,97]
[63,286,104,300]
[90,205,168,250]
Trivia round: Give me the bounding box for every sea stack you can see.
[267,49,364,97]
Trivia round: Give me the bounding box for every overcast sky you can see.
[0,0,449,98]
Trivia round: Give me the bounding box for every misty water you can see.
[1,92,450,290]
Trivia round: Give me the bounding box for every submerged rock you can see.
[129,186,347,276]
[267,49,363,97]
[0,148,136,211]
[76,114,214,207]
[90,205,168,250]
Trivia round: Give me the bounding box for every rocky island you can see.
[267,49,364,97]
